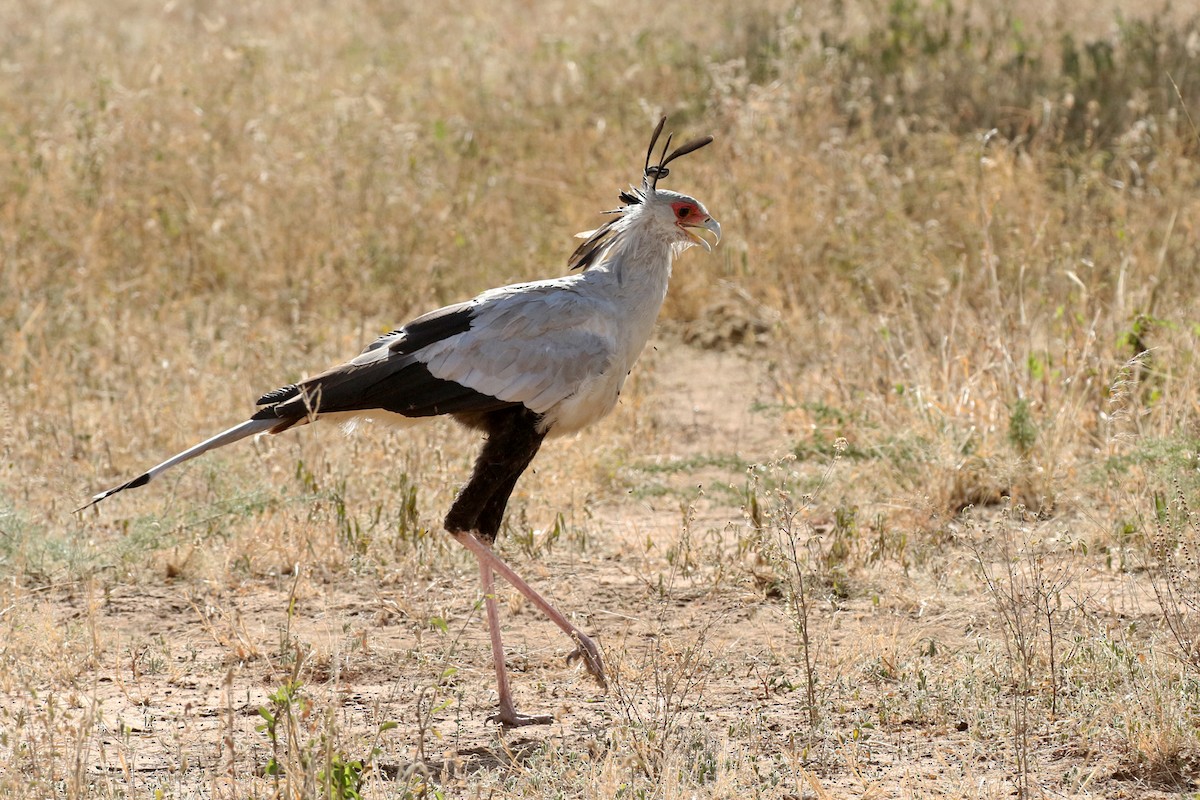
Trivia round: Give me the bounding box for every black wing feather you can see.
[569,187,643,272]
[569,221,620,272]
[257,384,299,407]
[362,301,475,355]
[251,300,514,422]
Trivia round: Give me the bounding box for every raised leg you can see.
[455,530,607,688]
[443,407,607,726]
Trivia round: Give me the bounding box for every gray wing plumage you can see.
[253,279,617,425]
[418,282,617,414]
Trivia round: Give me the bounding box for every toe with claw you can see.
[489,709,555,728]
[566,632,607,688]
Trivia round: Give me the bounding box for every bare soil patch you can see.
[3,338,1187,798]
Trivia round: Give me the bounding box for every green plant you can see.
[1007,398,1037,457]
[256,680,305,784]
[255,678,397,798]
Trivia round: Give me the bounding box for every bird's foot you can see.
[566,632,607,689]
[488,709,554,728]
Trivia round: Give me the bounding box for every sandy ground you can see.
[0,331,1188,798]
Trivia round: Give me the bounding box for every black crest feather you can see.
[568,116,713,272]
[643,116,713,191]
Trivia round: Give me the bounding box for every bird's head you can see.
[638,187,721,256]
[569,117,720,271]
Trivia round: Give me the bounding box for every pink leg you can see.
[454,532,607,690]
[478,559,554,726]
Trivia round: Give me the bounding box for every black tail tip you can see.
[75,472,151,513]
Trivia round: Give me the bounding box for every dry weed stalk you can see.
[769,490,821,731]
[968,504,1074,799]
[608,621,717,782]
[1150,483,1200,674]
[607,508,719,782]
[746,441,850,734]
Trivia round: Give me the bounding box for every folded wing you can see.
[252,280,617,427]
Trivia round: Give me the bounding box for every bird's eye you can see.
[677,206,690,218]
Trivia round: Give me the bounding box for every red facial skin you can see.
[670,200,706,228]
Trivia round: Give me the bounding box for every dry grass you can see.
[5,0,1200,796]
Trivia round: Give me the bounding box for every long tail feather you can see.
[77,418,277,512]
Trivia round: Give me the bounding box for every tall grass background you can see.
[5,0,1200,796]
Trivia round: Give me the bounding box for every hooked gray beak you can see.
[684,216,721,252]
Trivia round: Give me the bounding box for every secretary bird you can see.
[81,117,719,727]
